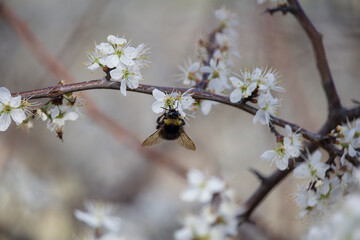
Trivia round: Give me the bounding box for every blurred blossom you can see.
[0,159,52,210]
[181,169,225,203]
[74,201,122,234]
[303,194,360,240]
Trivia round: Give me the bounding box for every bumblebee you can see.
[142,108,196,151]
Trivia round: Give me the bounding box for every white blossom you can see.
[261,125,302,170]
[0,87,26,131]
[303,194,360,240]
[294,151,329,181]
[174,214,225,240]
[295,178,342,218]
[200,100,219,115]
[178,59,201,86]
[201,59,230,90]
[253,93,281,125]
[151,89,195,117]
[181,169,225,203]
[87,35,149,95]
[74,201,122,234]
[110,65,142,96]
[257,68,285,94]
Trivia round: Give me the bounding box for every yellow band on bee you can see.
[164,119,182,126]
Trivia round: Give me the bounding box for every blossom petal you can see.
[229,77,242,88]
[127,78,139,89]
[124,47,137,59]
[64,112,78,121]
[120,80,127,96]
[187,169,205,186]
[88,62,99,71]
[229,88,242,103]
[199,190,213,203]
[120,55,135,67]
[180,188,199,202]
[9,95,22,108]
[51,107,60,119]
[260,150,276,163]
[201,100,213,115]
[0,87,11,104]
[96,42,114,55]
[207,177,225,193]
[253,109,267,125]
[152,89,165,101]
[105,55,120,68]
[10,109,26,125]
[189,62,200,72]
[74,210,100,228]
[110,68,124,81]
[0,113,11,131]
[275,158,288,170]
[151,101,164,114]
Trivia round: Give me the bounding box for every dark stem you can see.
[287,0,342,115]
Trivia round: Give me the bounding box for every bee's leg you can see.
[180,118,186,126]
[156,112,166,124]
[156,116,165,129]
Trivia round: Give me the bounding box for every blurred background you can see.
[0,0,359,239]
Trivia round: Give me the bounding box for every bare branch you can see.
[287,0,342,114]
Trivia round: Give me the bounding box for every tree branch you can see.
[12,78,326,145]
[287,0,342,114]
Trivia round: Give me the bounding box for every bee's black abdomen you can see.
[161,125,181,140]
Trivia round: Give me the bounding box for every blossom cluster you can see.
[36,90,83,140]
[330,119,360,165]
[0,87,28,131]
[178,8,239,115]
[87,35,149,96]
[151,88,195,118]
[230,67,284,125]
[303,194,360,240]
[261,125,303,170]
[294,149,360,218]
[174,169,242,240]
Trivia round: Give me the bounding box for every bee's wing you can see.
[177,129,196,151]
[142,129,163,147]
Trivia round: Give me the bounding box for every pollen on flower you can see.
[151,88,195,118]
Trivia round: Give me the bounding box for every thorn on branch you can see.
[352,99,360,105]
[265,4,291,15]
[249,168,267,183]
